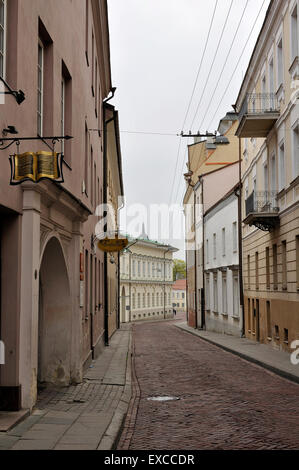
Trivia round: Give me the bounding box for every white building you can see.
[120,235,178,322]
[204,187,242,336]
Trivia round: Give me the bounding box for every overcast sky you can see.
[107,0,271,259]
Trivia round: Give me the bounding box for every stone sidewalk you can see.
[0,324,132,450]
[175,321,299,384]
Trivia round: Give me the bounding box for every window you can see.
[206,275,210,310]
[147,293,150,307]
[222,228,226,256]
[85,0,89,64]
[266,301,271,338]
[278,141,285,191]
[291,4,298,62]
[222,273,227,314]
[271,152,276,194]
[142,293,145,308]
[61,77,65,154]
[296,236,299,291]
[233,275,239,317]
[137,293,140,308]
[157,292,159,305]
[232,222,237,253]
[138,261,140,276]
[37,40,44,135]
[248,299,251,332]
[142,262,145,277]
[264,163,268,203]
[152,292,155,307]
[247,254,250,289]
[0,0,6,78]
[182,292,185,299]
[213,233,216,260]
[206,239,209,264]
[266,247,270,289]
[282,241,287,290]
[276,37,283,88]
[273,244,278,290]
[152,262,154,277]
[292,123,299,179]
[269,57,274,98]
[213,274,218,313]
[132,260,136,276]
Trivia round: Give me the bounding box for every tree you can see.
[172,259,186,281]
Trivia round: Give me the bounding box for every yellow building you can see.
[120,234,178,322]
[235,0,299,351]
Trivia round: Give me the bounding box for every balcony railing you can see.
[239,93,279,119]
[244,191,279,231]
[236,93,280,138]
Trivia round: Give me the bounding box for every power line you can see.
[197,0,250,131]
[168,0,219,206]
[206,0,268,130]
[189,0,234,131]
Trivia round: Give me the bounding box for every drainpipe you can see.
[238,137,245,336]
[103,88,116,346]
[194,190,198,329]
[200,176,206,330]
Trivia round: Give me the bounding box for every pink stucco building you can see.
[0,0,123,411]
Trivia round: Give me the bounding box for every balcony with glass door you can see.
[236,93,280,138]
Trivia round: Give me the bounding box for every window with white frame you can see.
[213,233,216,260]
[276,37,283,88]
[0,0,6,78]
[205,275,210,310]
[292,122,299,179]
[264,162,268,204]
[213,273,218,312]
[206,239,209,264]
[269,57,275,98]
[222,273,227,314]
[132,293,135,309]
[142,261,145,277]
[278,141,285,191]
[271,152,276,193]
[37,40,44,135]
[132,260,136,276]
[291,4,298,62]
[137,261,141,277]
[232,222,237,253]
[137,293,140,308]
[222,228,226,257]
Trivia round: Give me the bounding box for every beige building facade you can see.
[172,279,187,312]
[120,236,177,323]
[235,0,299,352]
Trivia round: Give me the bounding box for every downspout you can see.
[103,88,116,346]
[201,176,206,330]
[194,189,198,329]
[238,137,245,336]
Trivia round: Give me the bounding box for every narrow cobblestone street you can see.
[118,315,299,450]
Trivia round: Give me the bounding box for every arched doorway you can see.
[38,237,71,387]
[121,286,126,323]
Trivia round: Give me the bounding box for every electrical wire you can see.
[206,0,268,130]
[168,0,219,206]
[197,0,250,132]
[189,0,234,131]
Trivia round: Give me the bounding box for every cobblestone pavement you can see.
[0,325,131,450]
[118,316,299,450]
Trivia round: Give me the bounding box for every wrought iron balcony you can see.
[236,93,280,138]
[244,191,279,231]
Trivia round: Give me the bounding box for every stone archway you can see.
[121,286,126,323]
[38,236,71,387]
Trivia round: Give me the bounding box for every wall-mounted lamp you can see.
[0,76,25,105]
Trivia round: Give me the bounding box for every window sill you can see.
[274,336,280,340]
[267,337,272,341]
[283,340,289,345]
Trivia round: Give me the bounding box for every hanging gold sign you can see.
[97,235,129,253]
[9,151,64,185]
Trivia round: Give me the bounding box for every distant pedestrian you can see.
[173,308,176,316]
